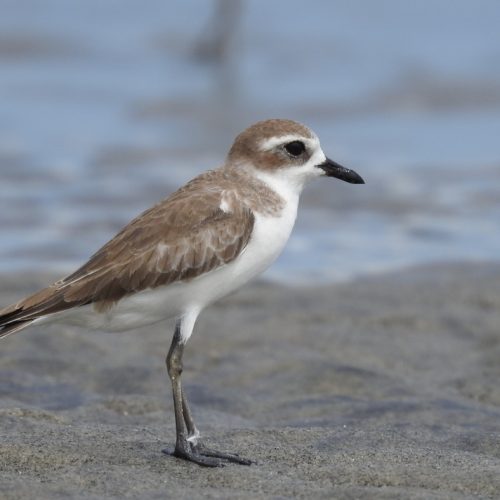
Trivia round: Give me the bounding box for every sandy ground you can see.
[1,261,500,499]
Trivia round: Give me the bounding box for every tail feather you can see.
[0,285,68,339]
[0,279,95,339]
[0,319,35,339]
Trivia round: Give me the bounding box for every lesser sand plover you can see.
[0,119,364,466]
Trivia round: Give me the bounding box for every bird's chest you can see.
[231,199,298,280]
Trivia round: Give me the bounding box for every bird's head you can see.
[226,118,364,193]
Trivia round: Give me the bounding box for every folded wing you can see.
[0,178,254,336]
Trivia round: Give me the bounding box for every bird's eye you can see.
[284,141,305,157]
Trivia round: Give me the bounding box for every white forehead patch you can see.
[259,134,320,152]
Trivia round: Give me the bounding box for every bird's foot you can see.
[191,441,252,466]
[163,440,252,467]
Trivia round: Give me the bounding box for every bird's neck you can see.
[248,167,303,207]
[222,164,294,217]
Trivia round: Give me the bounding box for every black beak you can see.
[317,157,365,184]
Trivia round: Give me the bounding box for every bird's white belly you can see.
[52,201,298,333]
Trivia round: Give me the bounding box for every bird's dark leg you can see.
[165,321,221,467]
[165,319,252,467]
[181,388,199,440]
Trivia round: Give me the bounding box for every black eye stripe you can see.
[284,141,306,157]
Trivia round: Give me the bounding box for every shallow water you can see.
[1,0,499,283]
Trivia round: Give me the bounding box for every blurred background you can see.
[0,0,499,283]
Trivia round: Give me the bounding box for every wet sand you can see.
[1,261,500,499]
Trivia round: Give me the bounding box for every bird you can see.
[0,119,364,467]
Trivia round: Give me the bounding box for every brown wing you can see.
[0,174,254,331]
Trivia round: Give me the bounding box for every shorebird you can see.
[0,119,364,466]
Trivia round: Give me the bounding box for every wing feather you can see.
[0,175,255,326]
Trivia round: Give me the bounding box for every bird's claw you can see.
[191,442,253,465]
[162,440,252,467]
